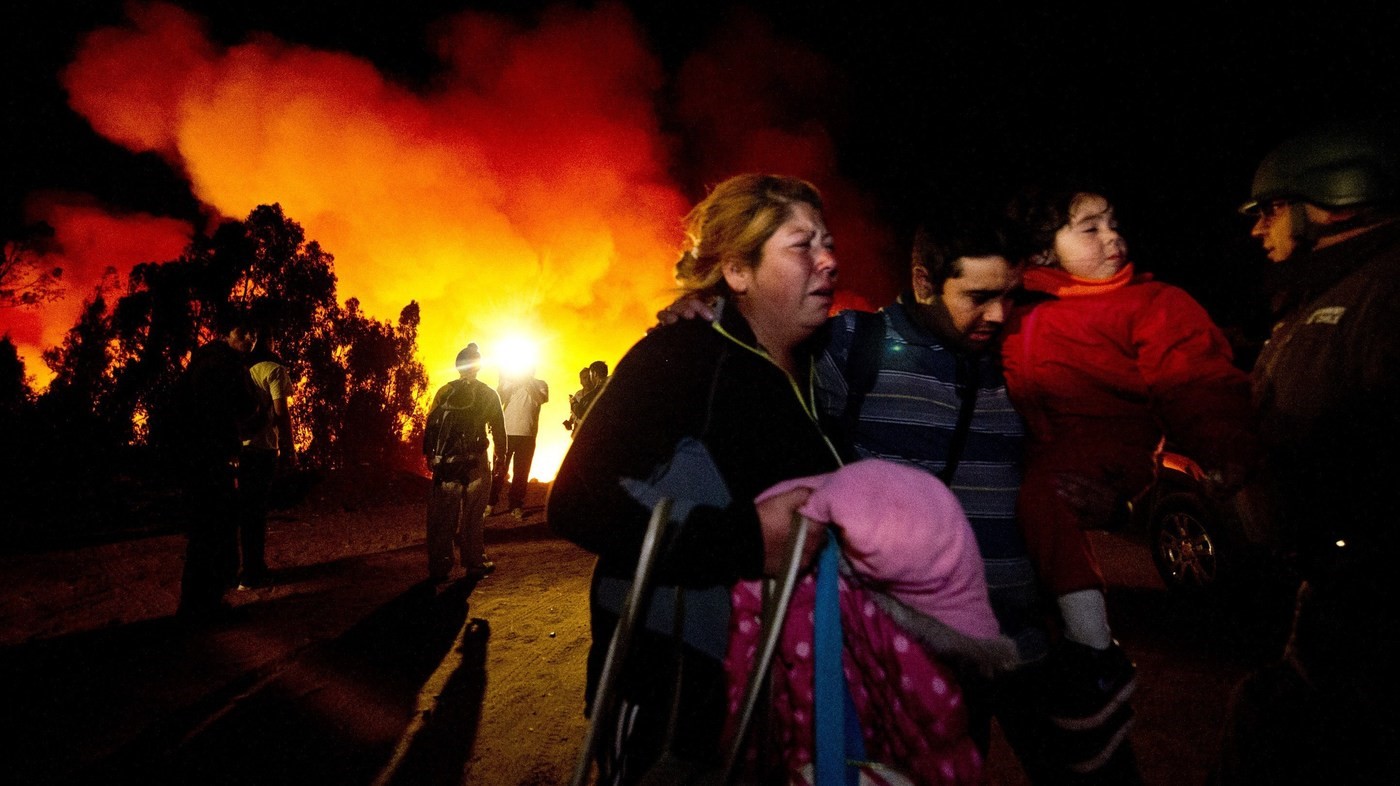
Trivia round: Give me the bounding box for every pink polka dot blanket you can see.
[723,575,984,784]
[721,459,1015,784]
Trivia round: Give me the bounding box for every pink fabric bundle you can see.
[760,458,999,639]
[723,459,997,785]
[724,576,983,784]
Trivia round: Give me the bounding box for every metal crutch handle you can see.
[570,497,675,786]
[722,511,811,782]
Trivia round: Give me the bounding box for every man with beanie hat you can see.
[423,343,506,581]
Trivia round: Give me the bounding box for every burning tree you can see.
[308,298,428,471]
[9,204,427,541]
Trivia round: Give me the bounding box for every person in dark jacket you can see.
[171,313,261,622]
[563,360,610,437]
[562,367,595,434]
[661,213,1052,781]
[814,215,1074,781]
[548,174,841,784]
[1219,122,1400,784]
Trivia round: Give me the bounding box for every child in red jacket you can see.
[1003,186,1255,775]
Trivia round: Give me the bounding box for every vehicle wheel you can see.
[1149,491,1230,593]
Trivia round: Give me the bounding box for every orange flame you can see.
[2,193,191,379]
[24,1,896,480]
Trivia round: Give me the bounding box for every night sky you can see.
[7,0,1400,328]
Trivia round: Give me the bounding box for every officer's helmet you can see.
[1241,124,1398,214]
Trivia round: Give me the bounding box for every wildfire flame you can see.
[7,1,895,480]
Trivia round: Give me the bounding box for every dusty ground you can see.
[2,479,593,786]
[1,475,1281,785]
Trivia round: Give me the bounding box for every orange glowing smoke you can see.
[1,194,191,381]
[37,1,894,479]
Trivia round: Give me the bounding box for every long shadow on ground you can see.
[72,578,490,786]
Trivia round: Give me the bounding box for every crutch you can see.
[721,511,811,782]
[570,497,675,786]
[570,503,811,786]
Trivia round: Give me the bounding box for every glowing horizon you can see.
[4,1,896,482]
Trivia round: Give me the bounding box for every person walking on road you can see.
[424,343,506,581]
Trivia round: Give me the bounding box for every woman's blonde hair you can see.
[674,174,823,298]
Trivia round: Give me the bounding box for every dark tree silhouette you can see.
[0,336,29,414]
[41,297,124,445]
[9,204,428,543]
[1,222,63,308]
[0,337,44,538]
[330,299,428,471]
[19,296,146,538]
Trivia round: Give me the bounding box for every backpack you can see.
[819,310,886,464]
[156,341,263,463]
[424,381,490,467]
[824,310,980,483]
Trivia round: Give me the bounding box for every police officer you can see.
[1221,123,1400,784]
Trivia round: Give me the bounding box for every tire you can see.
[1149,490,1232,594]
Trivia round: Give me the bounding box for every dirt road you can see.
[4,483,593,786]
[2,480,1288,785]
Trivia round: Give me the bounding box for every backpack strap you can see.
[833,311,887,462]
[832,309,981,482]
[937,354,981,484]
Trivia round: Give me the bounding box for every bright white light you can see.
[493,333,540,378]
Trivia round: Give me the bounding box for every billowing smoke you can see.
[3,193,191,366]
[19,1,892,478]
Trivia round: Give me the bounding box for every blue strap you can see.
[813,534,866,786]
